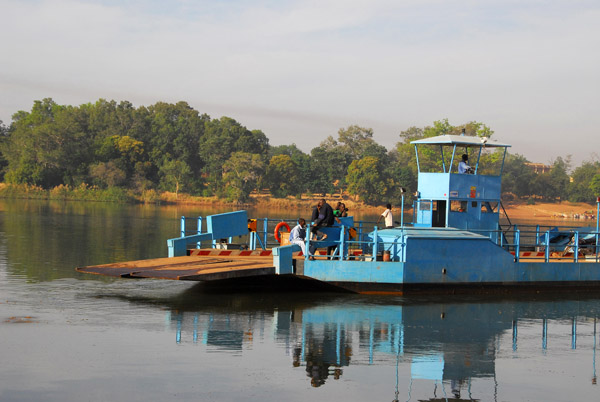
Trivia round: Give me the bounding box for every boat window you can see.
[415,146,447,173]
[481,201,498,213]
[471,201,478,209]
[476,148,505,176]
[451,200,466,212]
[419,201,432,211]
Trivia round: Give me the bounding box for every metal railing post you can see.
[305,227,310,260]
[400,194,405,227]
[574,231,579,262]
[545,231,550,262]
[373,227,379,259]
[263,218,268,249]
[339,226,346,260]
[180,216,186,238]
[358,221,363,243]
[197,216,203,249]
[515,229,520,262]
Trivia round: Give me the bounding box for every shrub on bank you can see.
[0,183,136,203]
[0,183,47,199]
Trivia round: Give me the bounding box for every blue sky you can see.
[1,0,599,166]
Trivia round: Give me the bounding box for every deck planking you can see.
[76,254,277,281]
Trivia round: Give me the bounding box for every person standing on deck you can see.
[289,218,307,255]
[376,203,394,229]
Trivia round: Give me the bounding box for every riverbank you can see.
[502,200,598,221]
[160,193,600,221]
[0,183,597,221]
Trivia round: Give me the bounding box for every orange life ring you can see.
[274,221,291,243]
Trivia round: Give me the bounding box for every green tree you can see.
[95,135,146,181]
[222,152,265,202]
[589,174,600,197]
[146,101,208,191]
[159,159,192,198]
[89,161,127,188]
[549,156,571,202]
[568,161,600,202]
[501,153,536,198]
[385,150,417,204]
[531,157,571,202]
[264,154,300,198]
[346,156,390,204]
[270,144,312,193]
[200,117,269,195]
[3,99,92,187]
[309,144,350,195]
[0,119,9,179]
[532,173,555,201]
[337,125,386,160]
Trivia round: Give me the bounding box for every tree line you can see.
[0,98,599,205]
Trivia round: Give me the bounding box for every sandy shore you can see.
[501,201,598,222]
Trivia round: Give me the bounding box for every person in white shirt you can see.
[289,218,307,255]
[458,154,472,174]
[376,204,394,229]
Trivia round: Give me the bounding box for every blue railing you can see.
[178,215,382,251]
[177,216,600,263]
[470,225,600,263]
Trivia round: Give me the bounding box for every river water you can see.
[1,199,599,401]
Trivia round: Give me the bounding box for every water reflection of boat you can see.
[78,135,600,294]
[153,293,600,398]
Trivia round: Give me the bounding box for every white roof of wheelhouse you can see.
[411,134,511,148]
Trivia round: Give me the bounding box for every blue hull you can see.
[298,228,600,293]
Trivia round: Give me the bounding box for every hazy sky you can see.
[1,0,599,166]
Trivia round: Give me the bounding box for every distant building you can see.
[525,162,551,174]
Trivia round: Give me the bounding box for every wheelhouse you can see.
[410,134,511,238]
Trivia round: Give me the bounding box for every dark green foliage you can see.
[1,101,597,205]
[222,152,265,202]
[346,156,390,204]
[502,153,536,198]
[264,154,300,198]
[569,162,600,202]
[200,117,269,196]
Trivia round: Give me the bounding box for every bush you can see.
[140,189,160,203]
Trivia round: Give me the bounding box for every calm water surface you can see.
[1,200,599,401]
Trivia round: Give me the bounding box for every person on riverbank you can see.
[289,218,307,255]
[376,203,394,229]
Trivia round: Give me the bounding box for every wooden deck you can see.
[76,255,277,281]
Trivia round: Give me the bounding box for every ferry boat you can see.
[77,134,600,294]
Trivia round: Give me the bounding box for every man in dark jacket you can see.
[310,199,334,240]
